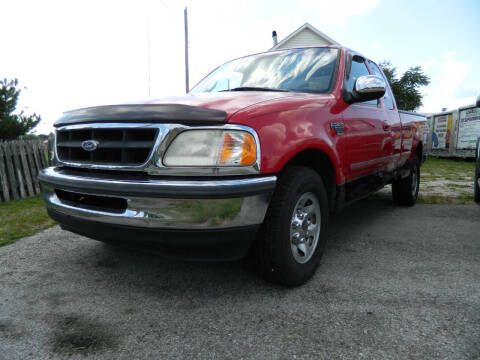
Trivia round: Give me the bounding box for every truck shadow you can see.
[86,197,397,295]
[325,197,398,253]
[24,197,401,357]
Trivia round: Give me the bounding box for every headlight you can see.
[163,130,257,167]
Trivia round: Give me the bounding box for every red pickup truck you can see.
[39,46,427,286]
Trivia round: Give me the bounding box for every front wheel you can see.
[253,166,329,286]
[392,155,420,206]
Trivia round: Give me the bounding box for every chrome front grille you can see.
[56,127,157,166]
[53,122,260,175]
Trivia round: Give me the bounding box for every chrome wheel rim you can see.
[290,192,321,264]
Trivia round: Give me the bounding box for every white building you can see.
[271,23,339,50]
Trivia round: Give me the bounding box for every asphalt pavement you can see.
[1,199,479,359]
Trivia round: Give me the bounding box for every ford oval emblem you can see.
[81,140,99,151]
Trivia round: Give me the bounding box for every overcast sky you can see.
[2,0,479,134]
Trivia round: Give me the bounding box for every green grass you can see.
[372,157,478,205]
[0,195,56,247]
[418,157,476,204]
[421,157,475,182]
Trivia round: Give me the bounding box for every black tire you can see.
[253,166,329,287]
[474,138,480,204]
[392,154,420,206]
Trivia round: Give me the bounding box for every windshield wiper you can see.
[220,86,290,92]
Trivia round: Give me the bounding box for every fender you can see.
[231,107,346,185]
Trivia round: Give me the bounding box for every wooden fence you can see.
[0,140,50,202]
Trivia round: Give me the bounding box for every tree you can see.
[0,78,41,141]
[379,61,430,111]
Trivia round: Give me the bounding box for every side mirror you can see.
[476,95,480,107]
[351,75,386,103]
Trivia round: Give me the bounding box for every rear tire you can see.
[392,154,420,206]
[253,166,329,287]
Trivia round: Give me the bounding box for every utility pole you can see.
[184,7,189,93]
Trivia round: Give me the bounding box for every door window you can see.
[369,61,395,110]
[346,56,376,105]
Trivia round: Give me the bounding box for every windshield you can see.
[191,47,339,94]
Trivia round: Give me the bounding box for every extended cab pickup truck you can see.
[39,46,427,286]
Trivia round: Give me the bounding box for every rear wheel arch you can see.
[413,141,424,162]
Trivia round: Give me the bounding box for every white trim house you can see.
[271,23,339,50]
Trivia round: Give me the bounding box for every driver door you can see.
[342,54,390,181]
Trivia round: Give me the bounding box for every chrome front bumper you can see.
[39,167,276,230]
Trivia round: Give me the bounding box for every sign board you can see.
[426,116,433,128]
[457,107,480,149]
[432,114,453,149]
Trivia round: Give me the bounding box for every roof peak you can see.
[271,23,339,50]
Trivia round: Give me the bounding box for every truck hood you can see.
[142,92,297,118]
[54,92,298,127]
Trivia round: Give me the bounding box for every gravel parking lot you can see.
[1,199,479,359]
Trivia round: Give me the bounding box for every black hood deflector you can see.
[54,104,228,127]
